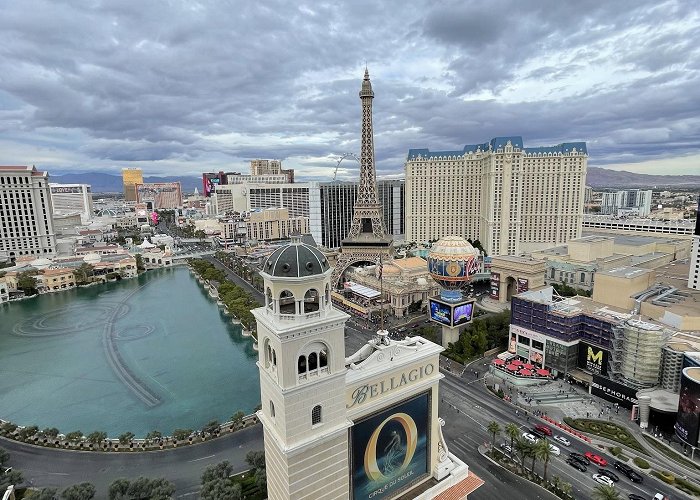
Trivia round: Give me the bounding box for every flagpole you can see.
[380,256,384,332]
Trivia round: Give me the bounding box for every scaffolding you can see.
[610,319,674,389]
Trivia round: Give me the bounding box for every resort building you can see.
[36,268,76,294]
[0,165,56,259]
[405,137,587,255]
[600,189,652,216]
[582,214,695,236]
[245,207,309,243]
[49,183,94,222]
[122,168,143,202]
[689,196,700,290]
[135,182,183,210]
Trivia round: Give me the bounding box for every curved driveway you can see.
[2,426,264,498]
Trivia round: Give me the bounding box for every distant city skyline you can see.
[1,0,698,178]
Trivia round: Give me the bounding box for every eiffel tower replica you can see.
[331,69,394,287]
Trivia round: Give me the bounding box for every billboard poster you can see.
[452,301,474,326]
[517,278,529,294]
[577,342,609,375]
[429,299,451,326]
[351,392,430,500]
[591,374,638,409]
[50,186,83,194]
[490,272,500,300]
[675,368,700,445]
[509,334,516,353]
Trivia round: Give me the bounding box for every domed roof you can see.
[263,235,330,278]
[428,236,478,260]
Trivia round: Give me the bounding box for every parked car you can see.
[553,435,571,446]
[592,473,615,487]
[585,451,608,467]
[522,432,538,444]
[569,452,588,465]
[535,424,552,436]
[548,443,560,456]
[628,494,647,500]
[566,458,587,472]
[598,468,619,482]
[653,494,668,500]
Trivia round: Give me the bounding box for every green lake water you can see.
[0,266,260,437]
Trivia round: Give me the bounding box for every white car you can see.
[553,435,571,446]
[592,474,615,487]
[548,444,560,456]
[522,432,538,444]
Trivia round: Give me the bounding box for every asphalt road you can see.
[438,364,679,500]
[2,426,264,497]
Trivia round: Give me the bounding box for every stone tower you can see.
[332,69,394,286]
[254,235,352,499]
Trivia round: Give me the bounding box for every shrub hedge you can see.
[633,457,650,469]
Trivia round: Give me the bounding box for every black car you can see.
[614,460,633,474]
[628,494,647,500]
[627,471,644,483]
[566,458,587,472]
[598,468,619,482]
[569,452,588,465]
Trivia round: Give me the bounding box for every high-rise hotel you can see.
[0,165,56,259]
[405,136,587,256]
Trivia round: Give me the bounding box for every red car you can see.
[535,424,552,436]
[585,452,607,467]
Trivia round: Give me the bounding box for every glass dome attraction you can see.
[426,236,479,302]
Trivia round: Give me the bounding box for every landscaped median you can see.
[563,417,647,454]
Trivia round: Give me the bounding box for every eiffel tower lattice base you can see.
[331,242,393,287]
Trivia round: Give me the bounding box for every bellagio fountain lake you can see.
[0,266,260,436]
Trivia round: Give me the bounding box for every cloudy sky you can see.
[1,0,699,180]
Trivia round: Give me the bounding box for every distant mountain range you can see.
[586,167,700,188]
[49,168,700,193]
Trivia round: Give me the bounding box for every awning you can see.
[346,282,381,299]
[519,369,533,376]
[492,359,505,366]
[497,351,516,361]
[511,359,523,366]
[506,364,518,371]
[569,368,593,384]
[536,368,550,376]
[523,363,535,370]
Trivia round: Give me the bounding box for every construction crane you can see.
[332,153,360,180]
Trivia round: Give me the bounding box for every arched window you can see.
[308,352,318,371]
[279,290,295,314]
[312,405,322,425]
[303,288,319,313]
[319,350,328,368]
[266,287,273,309]
[550,268,555,279]
[298,355,307,374]
[265,341,272,368]
[324,284,330,305]
[580,272,585,283]
[270,401,275,418]
[272,349,277,366]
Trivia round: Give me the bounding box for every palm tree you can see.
[487,421,500,448]
[591,484,621,500]
[514,437,530,472]
[536,438,552,482]
[528,441,538,474]
[505,423,519,452]
[559,481,573,499]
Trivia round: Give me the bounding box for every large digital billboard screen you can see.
[429,299,451,326]
[452,301,474,326]
[350,392,430,500]
[675,368,700,445]
[577,342,609,376]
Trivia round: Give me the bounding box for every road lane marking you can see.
[188,454,216,462]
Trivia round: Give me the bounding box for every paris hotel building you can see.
[405,136,587,256]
